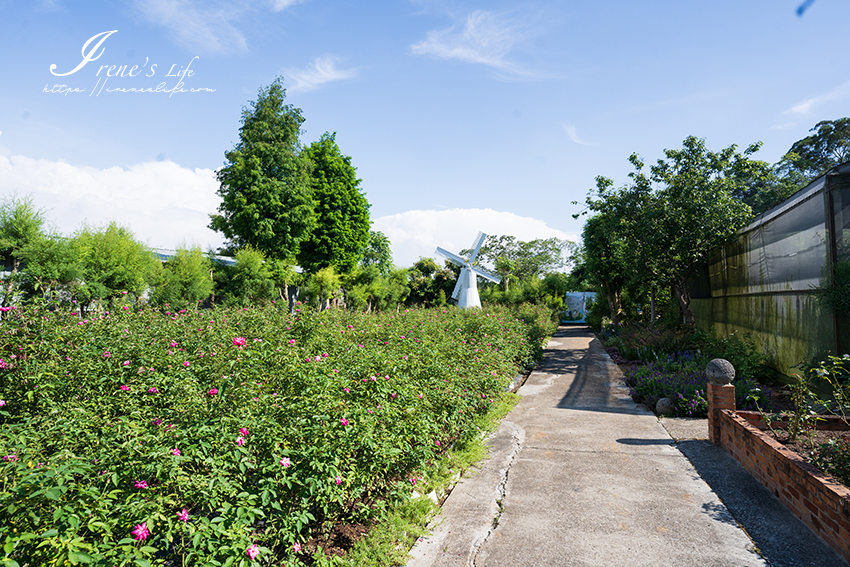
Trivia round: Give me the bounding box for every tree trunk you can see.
[650,288,657,323]
[672,280,695,326]
[604,281,621,327]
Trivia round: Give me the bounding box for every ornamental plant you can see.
[0,301,550,565]
[622,350,770,417]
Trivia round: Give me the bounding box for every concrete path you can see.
[407,326,849,567]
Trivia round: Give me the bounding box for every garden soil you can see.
[407,326,849,567]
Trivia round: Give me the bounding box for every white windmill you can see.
[436,232,501,309]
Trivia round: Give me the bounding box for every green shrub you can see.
[622,351,770,417]
[811,437,850,487]
[0,302,549,565]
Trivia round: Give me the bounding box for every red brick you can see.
[804,498,820,516]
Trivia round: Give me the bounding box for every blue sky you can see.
[0,0,848,267]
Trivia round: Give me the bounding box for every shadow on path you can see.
[545,327,645,415]
[678,440,849,567]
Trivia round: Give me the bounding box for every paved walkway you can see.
[407,326,849,567]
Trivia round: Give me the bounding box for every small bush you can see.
[621,350,771,418]
[811,437,850,487]
[615,324,692,362]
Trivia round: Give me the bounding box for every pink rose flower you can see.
[132,522,150,540]
[280,457,291,468]
[293,542,301,553]
[134,480,148,489]
[208,388,218,396]
[239,427,249,436]
[177,508,189,522]
[171,448,181,456]
[246,544,260,560]
[233,337,247,347]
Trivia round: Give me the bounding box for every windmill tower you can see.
[436,232,501,309]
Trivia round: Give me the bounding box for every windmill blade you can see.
[467,232,487,264]
[435,247,468,267]
[471,265,501,284]
[451,273,464,300]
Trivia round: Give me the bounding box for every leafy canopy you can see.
[578,136,761,325]
[149,246,214,309]
[779,118,850,181]
[72,222,160,307]
[297,132,371,274]
[360,230,394,276]
[210,77,314,261]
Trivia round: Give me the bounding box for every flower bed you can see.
[0,302,554,565]
[717,410,850,563]
[619,351,769,417]
[707,381,850,564]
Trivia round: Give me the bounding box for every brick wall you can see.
[716,409,850,563]
[734,410,850,431]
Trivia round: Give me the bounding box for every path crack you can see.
[469,422,523,567]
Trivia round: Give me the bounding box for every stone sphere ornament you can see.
[706,358,735,385]
[656,397,676,416]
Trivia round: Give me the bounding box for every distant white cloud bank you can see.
[373,208,577,269]
[0,153,576,269]
[0,153,224,251]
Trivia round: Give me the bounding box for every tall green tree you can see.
[210,77,315,261]
[267,258,301,304]
[626,137,755,324]
[779,118,850,181]
[297,132,371,274]
[579,137,763,325]
[406,258,456,307]
[477,235,571,281]
[0,194,48,304]
[305,265,342,309]
[580,211,631,327]
[360,230,394,276]
[18,235,81,304]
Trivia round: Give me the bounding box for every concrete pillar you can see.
[706,358,736,445]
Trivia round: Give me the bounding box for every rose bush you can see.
[0,301,553,565]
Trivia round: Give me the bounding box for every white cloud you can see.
[270,0,305,11]
[286,56,357,92]
[134,0,248,54]
[372,208,577,268]
[411,11,536,77]
[0,154,224,251]
[563,123,593,146]
[132,0,307,54]
[784,80,850,116]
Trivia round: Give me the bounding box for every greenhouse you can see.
[692,161,850,374]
